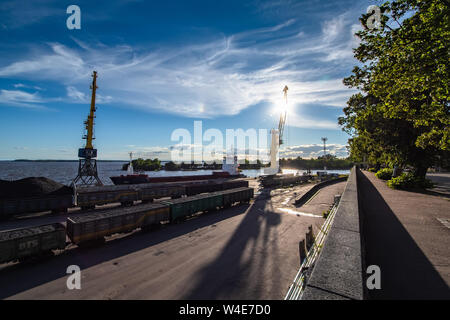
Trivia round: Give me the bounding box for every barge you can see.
[110,154,243,185]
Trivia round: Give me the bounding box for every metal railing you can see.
[284,201,339,300]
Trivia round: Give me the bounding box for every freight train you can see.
[0,179,249,220]
[259,174,311,188]
[0,187,254,264]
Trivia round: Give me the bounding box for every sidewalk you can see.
[358,171,450,299]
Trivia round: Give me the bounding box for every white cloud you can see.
[66,86,112,104]
[0,13,359,122]
[0,89,48,109]
[281,143,348,158]
[14,83,44,91]
[66,86,86,102]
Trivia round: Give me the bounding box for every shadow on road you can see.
[0,203,250,299]
[183,190,282,299]
[358,172,450,299]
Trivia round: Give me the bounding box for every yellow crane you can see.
[73,71,103,186]
[84,70,98,150]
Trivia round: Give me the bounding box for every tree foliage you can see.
[280,155,353,170]
[122,158,162,171]
[339,0,449,178]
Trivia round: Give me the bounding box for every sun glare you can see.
[271,101,290,116]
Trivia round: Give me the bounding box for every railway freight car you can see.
[0,223,66,263]
[161,193,223,222]
[138,183,185,203]
[184,179,248,196]
[0,187,255,263]
[221,179,249,190]
[75,180,226,208]
[66,202,170,245]
[163,186,253,222]
[0,179,250,221]
[184,180,221,196]
[0,195,73,220]
[69,187,254,244]
[75,184,140,209]
[219,187,254,208]
[261,174,310,188]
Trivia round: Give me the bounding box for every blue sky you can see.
[0,0,376,160]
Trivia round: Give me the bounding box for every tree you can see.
[164,161,179,171]
[339,0,450,179]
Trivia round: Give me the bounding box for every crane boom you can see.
[278,85,288,145]
[74,71,103,186]
[264,85,289,176]
[84,71,98,149]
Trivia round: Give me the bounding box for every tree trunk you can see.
[413,165,428,180]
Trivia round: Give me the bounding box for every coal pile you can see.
[0,177,73,200]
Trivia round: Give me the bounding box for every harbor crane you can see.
[73,71,103,186]
[264,85,288,175]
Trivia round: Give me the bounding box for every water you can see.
[0,161,350,186]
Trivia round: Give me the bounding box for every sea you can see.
[0,161,350,186]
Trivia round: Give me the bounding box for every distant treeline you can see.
[280,155,353,170]
[14,159,126,162]
[123,158,266,171]
[239,159,266,169]
[123,158,162,171]
[123,156,351,172]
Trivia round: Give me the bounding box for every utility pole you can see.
[321,137,328,171]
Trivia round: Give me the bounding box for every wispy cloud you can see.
[66,86,86,102]
[66,85,112,104]
[0,89,48,109]
[13,83,44,90]
[281,143,348,158]
[0,11,359,124]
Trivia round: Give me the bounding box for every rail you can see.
[284,200,339,299]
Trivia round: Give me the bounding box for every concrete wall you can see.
[294,176,348,206]
[301,166,365,300]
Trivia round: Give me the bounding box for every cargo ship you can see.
[110,154,243,185]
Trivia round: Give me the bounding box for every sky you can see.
[0,0,377,161]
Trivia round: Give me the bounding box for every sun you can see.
[271,101,290,116]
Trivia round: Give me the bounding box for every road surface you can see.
[0,180,345,299]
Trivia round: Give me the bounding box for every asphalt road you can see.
[426,172,450,196]
[0,180,345,300]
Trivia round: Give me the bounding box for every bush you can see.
[164,161,179,171]
[322,208,331,219]
[368,167,377,173]
[387,172,434,190]
[375,168,393,180]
